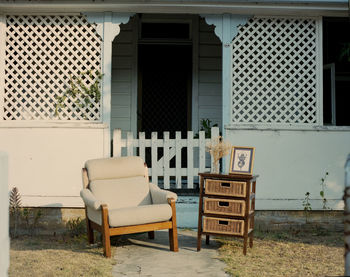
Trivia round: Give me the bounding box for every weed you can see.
[320,171,329,210]
[9,187,43,236]
[21,208,43,235]
[302,191,312,223]
[9,187,22,238]
[66,217,86,237]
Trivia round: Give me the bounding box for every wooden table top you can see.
[198,172,259,180]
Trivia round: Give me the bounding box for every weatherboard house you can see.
[0,0,349,226]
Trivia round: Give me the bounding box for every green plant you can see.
[9,187,43,236]
[302,191,312,224]
[22,208,43,236]
[194,119,218,138]
[320,172,329,210]
[9,187,22,237]
[66,217,86,237]
[54,70,103,118]
[339,42,350,62]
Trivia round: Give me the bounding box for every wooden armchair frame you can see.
[82,164,178,258]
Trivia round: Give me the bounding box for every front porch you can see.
[0,2,349,212]
[110,14,223,139]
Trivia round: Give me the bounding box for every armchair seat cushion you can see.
[108,204,172,227]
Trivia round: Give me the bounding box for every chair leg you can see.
[169,229,174,251]
[168,198,179,252]
[148,231,155,239]
[168,227,178,252]
[87,219,94,244]
[102,230,111,258]
[85,208,94,244]
[101,204,111,258]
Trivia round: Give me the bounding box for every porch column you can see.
[85,12,134,157]
[201,14,250,171]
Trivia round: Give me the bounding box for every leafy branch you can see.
[54,70,103,118]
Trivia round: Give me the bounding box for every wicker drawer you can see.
[203,217,244,236]
[205,179,246,197]
[204,198,245,216]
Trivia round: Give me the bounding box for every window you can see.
[323,17,350,126]
[140,22,190,40]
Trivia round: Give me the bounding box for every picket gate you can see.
[112,127,219,189]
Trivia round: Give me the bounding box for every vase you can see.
[211,160,220,174]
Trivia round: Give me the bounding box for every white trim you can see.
[316,17,323,126]
[0,3,348,17]
[254,14,324,19]
[225,124,350,132]
[0,15,5,121]
[0,121,107,129]
[222,14,232,131]
[131,16,138,136]
[191,15,199,133]
[324,63,337,126]
[102,12,118,156]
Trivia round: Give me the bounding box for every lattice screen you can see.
[231,17,318,125]
[4,15,101,120]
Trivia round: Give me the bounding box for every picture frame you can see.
[229,146,255,175]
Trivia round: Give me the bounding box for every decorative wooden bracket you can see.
[84,12,134,41]
[200,14,251,46]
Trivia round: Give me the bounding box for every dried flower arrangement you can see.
[206,136,231,173]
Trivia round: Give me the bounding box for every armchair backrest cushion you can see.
[85,156,146,181]
[85,157,152,209]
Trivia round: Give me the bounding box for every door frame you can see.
[135,14,198,135]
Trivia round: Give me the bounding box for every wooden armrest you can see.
[167,198,176,205]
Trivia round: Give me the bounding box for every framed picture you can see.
[229,146,255,175]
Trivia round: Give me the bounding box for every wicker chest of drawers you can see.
[197,173,258,255]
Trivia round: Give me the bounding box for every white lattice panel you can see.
[4,15,101,120]
[231,17,318,125]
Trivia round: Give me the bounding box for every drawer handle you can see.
[218,220,229,225]
[218,201,229,207]
[221,182,231,187]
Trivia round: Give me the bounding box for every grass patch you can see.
[218,229,343,277]
[9,235,117,277]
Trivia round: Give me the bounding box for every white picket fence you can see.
[112,127,219,189]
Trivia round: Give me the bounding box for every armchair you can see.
[81,156,178,257]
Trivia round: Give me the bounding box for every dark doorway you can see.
[138,44,192,138]
[323,17,350,126]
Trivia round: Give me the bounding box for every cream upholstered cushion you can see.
[89,176,152,210]
[85,156,145,181]
[149,183,178,204]
[108,204,172,227]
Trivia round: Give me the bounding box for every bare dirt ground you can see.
[218,229,343,277]
[9,229,343,277]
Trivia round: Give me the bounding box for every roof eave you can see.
[0,1,348,17]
